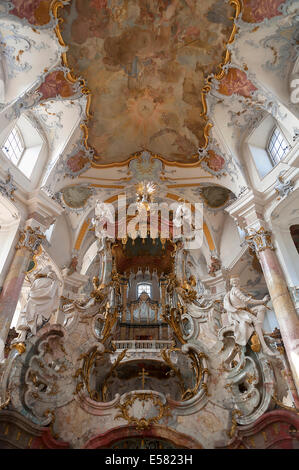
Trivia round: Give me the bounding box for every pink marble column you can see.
[0,226,44,360]
[247,228,299,392]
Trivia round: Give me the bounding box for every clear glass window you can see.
[2,127,25,165]
[267,127,289,166]
[137,283,151,297]
[44,222,55,243]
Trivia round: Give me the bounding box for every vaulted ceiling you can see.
[0,0,298,291]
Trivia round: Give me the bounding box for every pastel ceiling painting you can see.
[1,0,299,453]
[59,0,235,164]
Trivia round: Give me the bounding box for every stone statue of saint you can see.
[24,266,60,335]
[223,276,274,355]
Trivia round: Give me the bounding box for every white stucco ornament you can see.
[24,265,60,335]
[223,276,275,355]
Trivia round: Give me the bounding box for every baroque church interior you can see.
[0,0,299,450]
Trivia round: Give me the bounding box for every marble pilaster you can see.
[226,191,299,393]
[246,227,299,392]
[0,226,44,361]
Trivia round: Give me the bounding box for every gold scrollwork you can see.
[0,390,11,410]
[161,306,186,345]
[161,347,208,402]
[101,349,127,402]
[101,308,118,345]
[74,347,127,402]
[44,409,59,440]
[182,350,208,401]
[74,347,104,400]
[227,409,243,439]
[161,348,186,397]
[271,393,299,415]
[114,392,171,430]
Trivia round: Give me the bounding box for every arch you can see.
[74,191,217,253]
[83,424,203,449]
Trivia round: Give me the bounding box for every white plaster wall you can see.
[219,216,242,268]
[270,189,299,288]
[47,214,73,269]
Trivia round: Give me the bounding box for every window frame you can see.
[1,119,45,182]
[137,283,152,298]
[2,125,26,166]
[266,126,290,167]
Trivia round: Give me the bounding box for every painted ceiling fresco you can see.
[241,0,286,23]
[59,0,235,164]
[61,185,93,208]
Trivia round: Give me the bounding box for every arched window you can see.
[1,115,44,180]
[137,283,151,298]
[267,126,289,166]
[2,126,25,165]
[246,115,292,179]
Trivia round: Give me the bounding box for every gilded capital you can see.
[10,342,26,355]
[16,226,45,254]
[245,227,275,253]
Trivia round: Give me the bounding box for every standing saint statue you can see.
[223,276,275,355]
[24,265,60,335]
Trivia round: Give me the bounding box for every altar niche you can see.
[94,359,183,402]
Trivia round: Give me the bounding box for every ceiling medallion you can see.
[51,0,241,168]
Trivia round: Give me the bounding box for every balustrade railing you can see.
[112,340,173,350]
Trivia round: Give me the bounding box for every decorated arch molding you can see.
[73,192,217,253]
[83,424,203,449]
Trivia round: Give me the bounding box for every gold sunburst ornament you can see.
[136,181,157,211]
